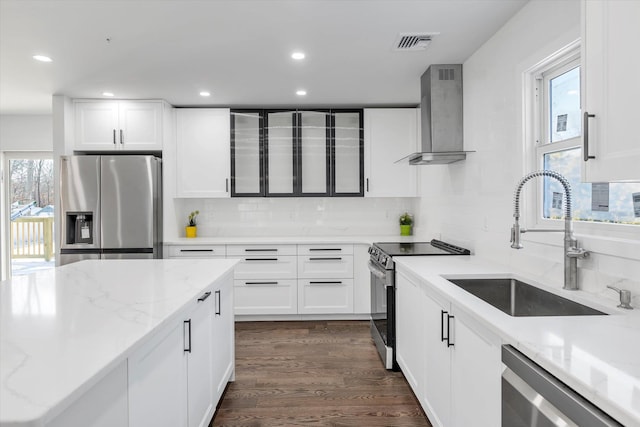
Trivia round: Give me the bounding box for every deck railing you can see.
[10,217,55,261]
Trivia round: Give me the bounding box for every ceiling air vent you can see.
[394,33,438,51]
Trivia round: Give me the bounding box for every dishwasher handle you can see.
[502,345,622,427]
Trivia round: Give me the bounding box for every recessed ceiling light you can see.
[291,52,305,60]
[102,92,114,97]
[33,55,52,62]
[296,90,307,96]
[199,91,211,97]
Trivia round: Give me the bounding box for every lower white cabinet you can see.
[128,274,235,427]
[298,279,354,314]
[397,268,502,427]
[234,279,298,315]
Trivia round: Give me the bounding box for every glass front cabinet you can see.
[231,109,363,197]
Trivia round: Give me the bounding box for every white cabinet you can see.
[212,276,235,404]
[297,244,354,314]
[364,108,419,197]
[396,268,502,427]
[167,244,226,258]
[353,244,371,315]
[128,320,187,427]
[230,245,298,315]
[581,0,640,182]
[176,109,231,197]
[75,100,164,151]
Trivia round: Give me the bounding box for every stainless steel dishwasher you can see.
[502,345,623,427]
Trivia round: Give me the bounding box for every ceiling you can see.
[0,0,528,115]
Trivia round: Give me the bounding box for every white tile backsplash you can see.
[173,197,418,238]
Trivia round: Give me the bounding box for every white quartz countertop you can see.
[164,235,426,246]
[0,258,238,427]
[394,255,640,427]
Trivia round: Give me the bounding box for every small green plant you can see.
[399,212,413,226]
[188,210,200,226]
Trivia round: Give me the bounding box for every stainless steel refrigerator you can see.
[59,155,162,265]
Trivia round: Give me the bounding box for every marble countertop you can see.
[164,235,429,246]
[394,255,640,427]
[0,258,238,426]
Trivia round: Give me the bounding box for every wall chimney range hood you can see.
[399,64,470,165]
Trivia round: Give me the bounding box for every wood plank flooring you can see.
[211,321,432,427]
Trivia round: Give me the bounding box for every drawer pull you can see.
[197,291,211,302]
[310,281,343,285]
[245,248,278,252]
[245,281,279,285]
[180,249,214,252]
[183,319,191,353]
[215,290,221,315]
[309,248,342,252]
[244,258,278,262]
[309,257,342,261]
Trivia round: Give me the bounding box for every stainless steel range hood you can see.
[400,64,470,165]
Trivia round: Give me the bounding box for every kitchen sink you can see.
[446,277,607,317]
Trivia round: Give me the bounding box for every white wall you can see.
[170,197,417,240]
[417,0,640,306]
[0,115,53,151]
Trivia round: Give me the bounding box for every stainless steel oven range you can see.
[368,239,470,370]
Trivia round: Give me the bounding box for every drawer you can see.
[167,245,226,258]
[233,255,297,279]
[298,279,354,314]
[297,255,354,279]
[297,244,353,256]
[227,244,296,256]
[234,279,297,315]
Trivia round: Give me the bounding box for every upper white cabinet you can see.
[364,108,419,197]
[176,109,231,198]
[75,100,164,151]
[581,0,640,182]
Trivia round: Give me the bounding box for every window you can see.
[532,48,640,228]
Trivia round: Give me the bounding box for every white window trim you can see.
[522,40,640,261]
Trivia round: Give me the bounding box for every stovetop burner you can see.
[369,239,470,269]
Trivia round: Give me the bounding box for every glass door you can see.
[299,110,330,196]
[265,111,296,196]
[332,110,363,196]
[231,110,264,197]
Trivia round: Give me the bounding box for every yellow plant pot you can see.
[185,226,197,238]
[400,225,412,236]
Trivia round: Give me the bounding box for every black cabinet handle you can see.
[309,248,342,252]
[183,319,191,353]
[244,258,278,262]
[180,249,214,253]
[245,248,277,252]
[215,290,221,315]
[366,178,369,192]
[245,281,278,285]
[119,129,124,145]
[309,281,343,285]
[113,129,116,145]
[440,310,447,342]
[447,314,455,347]
[197,291,211,302]
[225,178,229,192]
[309,257,342,261]
[583,112,596,162]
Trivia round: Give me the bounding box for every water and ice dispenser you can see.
[65,212,94,244]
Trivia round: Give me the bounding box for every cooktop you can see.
[373,239,471,256]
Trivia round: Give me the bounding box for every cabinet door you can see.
[212,276,235,404]
[128,321,187,427]
[423,288,451,427]
[300,110,330,196]
[364,109,419,197]
[352,244,371,314]
[75,101,120,151]
[176,109,231,198]
[234,279,298,315]
[298,279,354,314]
[582,0,640,182]
[118,101,164,150]
[332,110,363,196]
[297,255,354,279]
[231,110,264,196]
[187,294,215,427]
[395,272,425,400]
[451,311,501,427]
[265,111,296,195]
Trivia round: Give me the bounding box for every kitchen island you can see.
[0,258,238,427]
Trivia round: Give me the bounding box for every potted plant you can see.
[186,210,199,238]
[399,212,413,236]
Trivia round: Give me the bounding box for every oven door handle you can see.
[368,260,390,282]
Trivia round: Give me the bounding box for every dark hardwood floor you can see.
[212,320,432,427]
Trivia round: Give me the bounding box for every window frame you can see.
[523,41,640,259]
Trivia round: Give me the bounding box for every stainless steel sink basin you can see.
[447,278,606,317]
